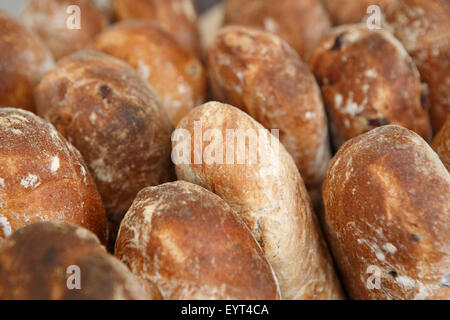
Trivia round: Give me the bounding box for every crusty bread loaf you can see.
[95,20,206,125]
[432,116,450,171]
[173,101,344,300]
[112,0,201,57]
[323,0,394,25]
[35,50,174,240]
[0,222,151,300]
[115,181,281,300]
[0,11,54,112]
[22,0,107,60]
[0,108,107,243]
[385,0,450,133]
[223,0,331,61]
[311,24,431,149]
[207,26,331,191]
[322,125,450,300]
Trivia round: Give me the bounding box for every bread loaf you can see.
[35,50,174,241]
[0,11,54,112]
[310,24,431,149]
[207,26,331,191]
[0,108,107,243]
[385,0,450,133]
[322,125,450,300]
[173,101,344,300]
[115,181,281,300]
[112,0,201,57]
[0,222,151,300]
[95,20,206,125]
[23,0,107,60]
[224,0,331,61]
[323,0,394,25]
[432,116,450,171]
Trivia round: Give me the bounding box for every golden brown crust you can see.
[385,0,450,133]
[432,116,450,171]
[323,0,395,25]
[35,50,174,235]
[322,125,450,300]
[0,222,151,300]
[112,0,201,57]
[310,25,431,148]
[0,11,54,112]
[115,181,281,300]
[207,26,331,190]
[224,0,331,61]
[0,108,107,243]
[173,102,344,300]
[22,0,107,60]
[95,20,206,125]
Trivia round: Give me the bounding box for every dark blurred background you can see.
[196,0,222,13]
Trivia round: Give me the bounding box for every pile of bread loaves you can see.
[0,0,448,300]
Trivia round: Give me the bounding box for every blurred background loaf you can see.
[0,12,54,112]
[323,0,394,25]
[22,0,107,60]
[223,0,331,61]
[94,20,207,125]
[112,0,202,57]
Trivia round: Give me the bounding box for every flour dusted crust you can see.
[207,26,331,191]
[22,0,107,60]
[224,0,331,61]
[311,24,431,148]
[385,0,450,133]
[173,102,344,300]
[115,181,281,300]
[322,125,450,300]
[385,0,450,54]
[432,116,450,171]
[0,222,151,299]
[0,108,107,243]
[112,0,201,57]
[0,11,54,111]
[95,20,206,125]
[323,0,395,25]
[35,50,174,233]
